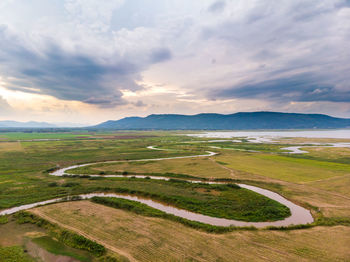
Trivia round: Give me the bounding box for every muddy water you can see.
[0,147,314,228]
[282,143,350,154]
[0,186,313,228]
[281,146,310,154]
[0,189,313,228]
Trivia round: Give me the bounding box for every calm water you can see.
[188,129,350,140]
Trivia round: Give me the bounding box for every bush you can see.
[99,255,125,262]
[62,182,80,187]
[0,215,9,224]
[48,182,58,187]
[59,230,105,256]
[316,216,350,226]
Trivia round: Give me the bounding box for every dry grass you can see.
[304,147,350,160]
[31,201,350,262]
[0,220,45,247]
[307,174,350,197]
[213,151,350,183]
[90,157,232,179]
[0,142,23,152]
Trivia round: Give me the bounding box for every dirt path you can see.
[30,210,138,262]
[209,158,236,178]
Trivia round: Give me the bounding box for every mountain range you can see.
[93,112,350,130]
[0,121,87,128]
[0,121,56,128]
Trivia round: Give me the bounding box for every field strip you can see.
[30,209,138,262]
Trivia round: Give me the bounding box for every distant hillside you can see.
[0,120,56,128]
[92,112,350,130]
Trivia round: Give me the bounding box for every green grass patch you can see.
[0,215,9,224]
[0,246,34,262]
[91,197,256,233]
[88,179,291,222]
[32,236,94,262]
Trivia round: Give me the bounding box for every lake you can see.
[188,129,350,140]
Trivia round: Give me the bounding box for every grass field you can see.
[214,151,350,183]
[0,142,23,152]
[302,146,350,161]
[70,157,232,178]
[0,131,350,261]
[0,132,93,140]
[31,201,350,262]
[0,246,35,262]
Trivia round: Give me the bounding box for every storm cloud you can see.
[210,74,350,103]
[0,24,171,107]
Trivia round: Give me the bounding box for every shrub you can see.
[0,215,8,224]
[62,182,80,187]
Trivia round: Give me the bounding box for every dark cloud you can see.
[0,26,170,108]
[133,100,147,107]
[208,1,226,13]
[150,48,172,63]
[210,74,350,103]
[334,0,350,9]
[201,0,350,109]
[83,95,127,108]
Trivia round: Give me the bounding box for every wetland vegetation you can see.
[0,130,350,261]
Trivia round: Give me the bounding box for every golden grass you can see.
[31,201,350,262]
[304,147,350,160]
[91,157,232,178]
[214,151,350,183]
[307,174,350,197]
[0,142,23,152]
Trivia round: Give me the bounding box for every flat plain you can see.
[0,131,349,261]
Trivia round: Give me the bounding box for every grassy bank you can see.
[15,211,106,257]
[91,197,256,233]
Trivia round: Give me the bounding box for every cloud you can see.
[0,25,172,108]
[208,1,226,13]
[0,95,13,116]
[64,0,125,32]
[0,0,350,120]
[210,74,350,103]
[150,48,172,63]
[133,100,146,107]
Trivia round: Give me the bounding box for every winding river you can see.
[0,148,314,228]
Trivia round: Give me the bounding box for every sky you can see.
[0,0,349,125]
